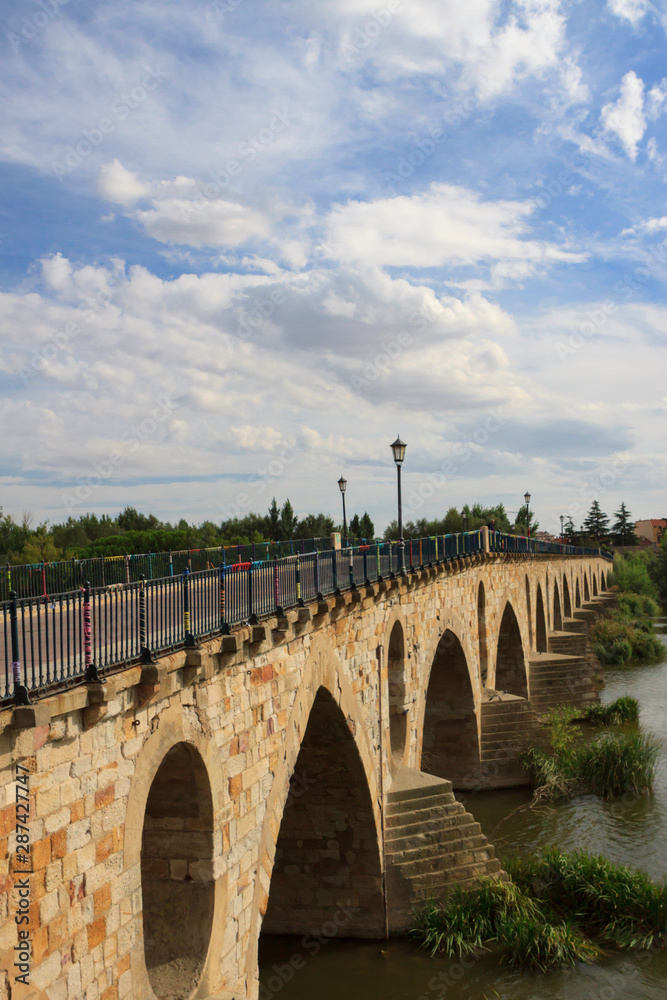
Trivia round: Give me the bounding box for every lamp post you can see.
[337,476,348,545]
[524,492,531,538]
[560,514,564,542]
[390,435,407,574]
[462,511,467,533]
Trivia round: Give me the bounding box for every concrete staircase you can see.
[478,693,541,788]
[385,768,502,932]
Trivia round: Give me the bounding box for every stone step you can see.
[387,828,487,864]
[404,858,499,890]
[386,798,464,829]
[386,790,457,819]
[479,737,530,754]
[385,811,474,844]
[387,771,453,803]
[393,841,494,877]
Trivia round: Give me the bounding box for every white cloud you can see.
[600,70,646,159]
[324,183,585,275]
[98,160,151,205]
[606,0,650,26]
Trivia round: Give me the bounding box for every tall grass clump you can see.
[506,850,667,950]
[577,731,660,798]
[523,706,660,802]
[412,877,599,970]
[585,696,639,727]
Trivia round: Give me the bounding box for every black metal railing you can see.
[1,532,609,704]
[0,535,385,601]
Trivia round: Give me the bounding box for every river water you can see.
[259,614,667,1000]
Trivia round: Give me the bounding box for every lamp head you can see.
[337,476,347,494]
[391,435,407,465]
[524,491,531,506]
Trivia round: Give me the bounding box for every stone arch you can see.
[261,687,384,938]
[124,704,227,1000]
[525,575,533,652]
[553,581,563,631]
[247,635,383,988]
[593,573,599,596]
[562,575,572,618]
[478,581,489,686]
[420,625,480,789]
[494,600,528,698]
[575,577,582,607]
[584,573,590,601]
[535,583,548,652]
[387,618,408,766]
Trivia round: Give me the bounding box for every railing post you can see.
[315,551,322,600]
[83,581,102,681]
[332,549,339,594]
[10,590,30,705]
[248,562,258,624]
[376,542,381,580]
[219,564,230,635]
[348,547,356,590]
[274,559,284,616]
[363,548,369,585]
[296,555,305,607]
[139,575,155,663]
[183,569,196,647]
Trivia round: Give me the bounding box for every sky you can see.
[1,0,666,537]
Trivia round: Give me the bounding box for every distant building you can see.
[634,519,667,547]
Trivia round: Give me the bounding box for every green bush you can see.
[585,696,639,726]
[611,553,660,600]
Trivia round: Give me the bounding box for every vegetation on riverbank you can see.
[413,850,667,970]
[591,553,664,664]
[522,701,659,802]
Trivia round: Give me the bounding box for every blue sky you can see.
[1,0,666,535]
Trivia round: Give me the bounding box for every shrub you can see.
[585,696,639,727]
[611,553,660,600]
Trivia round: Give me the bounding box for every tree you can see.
[280,499,298,540]
[563,515,576,541]
[612,502,637,546]
[359,512,375,538]
[513,508,539,536]
[349,513,361,539]
[267,498,281,540]
[582,500,609,542]
[117,506,162,532]
[297,513,335,538]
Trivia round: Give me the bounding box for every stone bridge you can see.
[0,542,611,1000]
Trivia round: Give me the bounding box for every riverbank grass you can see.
[524,703,659,802]
[414,850,667,970]
[592,554,663,663]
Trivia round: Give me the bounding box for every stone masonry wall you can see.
[0,553,609,1000]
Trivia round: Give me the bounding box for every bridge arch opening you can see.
[593,574,598,596]
[478,583,488,685]
[495,603,528,697]
[141,742,214,1000]
[562,575,572,618]
[388,620,408,764]
[584,574,590,601]
[575,577,581,607]
[422,630,480,789]
[525,576,533,651]
[535,584,547,652]
[261,687,384,938]
[553,583,563,631]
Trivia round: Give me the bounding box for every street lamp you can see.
[462,511,467,533]
[524,492,531,538]
[337,476,348,545]
[560,514,564,542]
[390,435,407,574]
